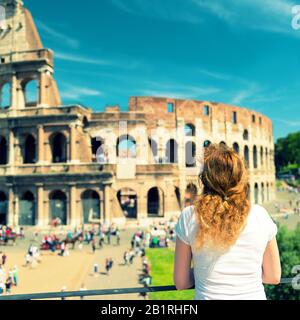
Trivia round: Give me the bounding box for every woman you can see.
[174,144,281,300]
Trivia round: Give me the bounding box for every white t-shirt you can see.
[175,204,278,300]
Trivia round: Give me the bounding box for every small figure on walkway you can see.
[91,239,96,254]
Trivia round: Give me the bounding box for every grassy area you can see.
[146,248,194,300]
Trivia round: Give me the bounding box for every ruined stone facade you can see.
[0,0,276,227]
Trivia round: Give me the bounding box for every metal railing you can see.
[0,278,294,300]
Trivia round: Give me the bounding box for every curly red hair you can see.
[194,143,250,251]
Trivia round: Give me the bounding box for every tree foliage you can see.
[265,225,300,300]
[275,131,300,172]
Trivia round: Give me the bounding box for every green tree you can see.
[265,225,300,300]
[275,131,300,172]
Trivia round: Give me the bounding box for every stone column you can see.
[8,129,15,167]
[10,74,18,110]
[69,124,77,163]
[14,194,19,227]
[99,190,104,224]
[7,186,14,226]
[38,71,48,106]
[104,184,111,223]
[37,125,44,164]
[37,184,45,227]
[70,184,79,227]
[137,186,147,220]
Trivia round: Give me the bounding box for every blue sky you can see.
[25,0,300,140]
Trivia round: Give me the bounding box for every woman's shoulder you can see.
[175,206,197,246]
[249,204,272,220]
[180,205,196,222]
[248,204,277,228]
[247,204,278,241]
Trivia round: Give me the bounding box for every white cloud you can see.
[55,51,142,70]
[111,0,298,37]
[55,52,113,66]
[111,0,203,24]
[197,69,234,80]
[273,118,300,127]
[230,83,259,105]
[141,83,220,99]
[36,21,80,49]
[60,85,103,100]
[193,0,297,36]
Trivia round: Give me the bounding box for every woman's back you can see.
[175,204,277,300]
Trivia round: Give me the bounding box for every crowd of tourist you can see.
[274,198,300,216]
[0,252,19,296]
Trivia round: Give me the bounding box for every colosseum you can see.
[0,0,276,227]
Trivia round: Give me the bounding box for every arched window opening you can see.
[184,124,195,137]
[147,187,164,217]
[0,136,8,165]
[260,146,264,166]
[261,183,265,204]
[243,130,249,141]
[203,105,210,116]
[203,140,211,148]
[24,134,36,164]
[0,83,11,108]
[49,190,67,225]
[0,191,7,225]
[91,137,106,163]
[185,141,196,167]
[254,183,259,204]
[117,188,137,219]
[51,133,67,163]
[233,142,239,154]
[24,79,38,106]
[19,191,36,226]
[81,190,100,223]
[253,145,258,169]
[166,139,178,164]
[116,135,136,158]
[244,146,249,168]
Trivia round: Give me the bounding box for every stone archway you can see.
[0,136,7,165]
[254,183,259,204]
[49,190,67,225]
[116,135,136,158]
[166,139,178,164]
[81,190,101,223]
[19,191,36,226]
[147,187,164,217]
[0,191,7,225]
[51,133,67,163]
[117,188,137,218]
[24,134,36,164]
[185,141,196,167]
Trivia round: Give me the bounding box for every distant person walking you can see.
[1,253,7,266]
[91,239,96,254]
[60,242,65,256]
[12,266,18,287]
[5,274,13,295]
[106,227,111,245]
